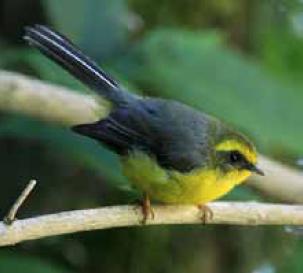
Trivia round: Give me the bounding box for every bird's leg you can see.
[141,193,155,224]
[197,204,213,224]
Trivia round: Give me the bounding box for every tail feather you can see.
[24,25,132,105]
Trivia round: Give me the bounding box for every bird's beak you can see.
[247,164,265,176]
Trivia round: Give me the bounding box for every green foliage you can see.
[277,239,303,273]
[43,0,129,60]
[129,0,244,29]
[261,29,303,84]
[0,251,72,273]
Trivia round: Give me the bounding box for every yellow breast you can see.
[121,151,251,204]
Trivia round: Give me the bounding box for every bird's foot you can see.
[197,204,213,224]
[140,194,155,224]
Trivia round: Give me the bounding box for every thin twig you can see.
[0,202,303,246]
[3,180,37,225]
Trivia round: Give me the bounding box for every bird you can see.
[24,25,264,223]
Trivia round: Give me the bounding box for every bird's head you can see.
[212,126,264,185]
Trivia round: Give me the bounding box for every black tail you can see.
[23,25,134,105]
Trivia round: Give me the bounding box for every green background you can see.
[0,0,302,272]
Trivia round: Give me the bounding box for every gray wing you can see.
[72,98,212,173]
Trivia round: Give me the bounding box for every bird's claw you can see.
[141,194,155,224]
[197,204,213,224]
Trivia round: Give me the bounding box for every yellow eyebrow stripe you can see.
[215,139,257,164]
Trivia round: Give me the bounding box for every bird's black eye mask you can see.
[218,150,247,168]
[217,150,264,175]
[227,150,246,166]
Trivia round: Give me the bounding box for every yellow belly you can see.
[121,151,251,204]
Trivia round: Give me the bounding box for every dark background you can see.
[0,0,302,272]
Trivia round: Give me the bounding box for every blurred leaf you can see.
[261,29,303,85]
[117,28,303,156]
[0,251,72,273]
[43,0,129,60]
[129,0,243,29]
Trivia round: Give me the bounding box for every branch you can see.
[0,71,108,125]
[0,202,303,246]
[249,156,303,203]
[4,179,37,225]
[0,70,302,203]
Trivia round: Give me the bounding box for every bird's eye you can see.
[229,151,242,163]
